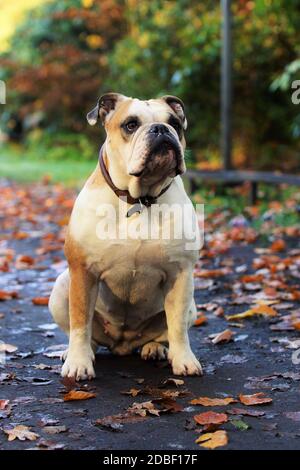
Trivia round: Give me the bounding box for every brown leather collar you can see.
[99,145,173,208]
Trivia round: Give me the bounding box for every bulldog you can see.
[49,93,202,380]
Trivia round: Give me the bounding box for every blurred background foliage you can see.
[0,0,299,171]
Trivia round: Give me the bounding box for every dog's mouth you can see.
[130,134,183,178]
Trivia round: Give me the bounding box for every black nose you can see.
[149,124,170,136]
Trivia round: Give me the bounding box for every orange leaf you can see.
[32,297,49,306]
[240,274,264,283]
[190,397,237,406]
[194,268,230,278]
[0,399,9,410]
[195,430,228,449]
[194,411,228,425]
[226,304,277,321]
[211,329,233,344]
[63,390,96,401]
[239,393,272,406]
[0,290,19,301]
[271,239,286,252]
[194,314,207,326]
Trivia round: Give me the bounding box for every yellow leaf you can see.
[196,430,228,449]
[4,425,39,442]
[226,304,277,321]
[63,390,96,401]
[190,397,236,406]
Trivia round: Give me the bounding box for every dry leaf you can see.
[239,393,272,406]
[271,239,286,252]
[226,304,277,321]
[211,329,233,344]
[190,397,237,406]
[63,390,96,401]
[194,411,228,425]
[43,425,68,434]
[195,430,228,449]
[162,378,184,387]
[128,401,161,417]
[228,407,265,417]
[0,290,19,301]
[4,425,39,442]
[194,314,207,326]
[32,296,49,306]
[194,268,231,278]
[0,399,9,410]
[121,388,141,397]
[0,343,18,353]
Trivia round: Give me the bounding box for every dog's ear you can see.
[161,95,187,130]
[87,93,125,126]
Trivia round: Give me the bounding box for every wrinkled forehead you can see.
[110,98,171,126]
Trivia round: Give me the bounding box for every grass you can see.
[0,144,96,186]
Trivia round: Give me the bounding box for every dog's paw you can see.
[169,348,203,376]
[61,349,95,381]
[141,342,168,361]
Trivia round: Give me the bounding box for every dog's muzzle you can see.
[129,124,183,177]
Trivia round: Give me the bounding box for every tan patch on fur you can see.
[105,99,134,133]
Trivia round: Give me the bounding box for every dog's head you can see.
[87,93,187,195]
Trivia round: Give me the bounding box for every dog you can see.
[49,93,202,380]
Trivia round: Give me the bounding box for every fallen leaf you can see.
[0,290,19,301]
[194,314,207,326]
[0,399,9,410]
[194,411,228,425]
[4,425,39,441]
[127,400,161,417]
[32,297,49,306]
[28,439,66,450]
[271,239,286,252]
[239,393,272,406]
[0,343,18,353]
[190,397,237,406]
[121,388,141,397]
[195,430,228,449]
[194,268,231,278]
[211,329,234,344]
[161,378,184,387]
[63,390,96,401]
[95,413,145,428]
[43,425,68,434]
[228,408,265,417]
[230,419,250,431]
[226,304,277,321]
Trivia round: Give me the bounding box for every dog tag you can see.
[126,200,144,218]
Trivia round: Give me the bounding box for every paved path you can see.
[1,181,300,450]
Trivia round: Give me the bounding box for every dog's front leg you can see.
[165,268,202,376]
[61,266,98,380]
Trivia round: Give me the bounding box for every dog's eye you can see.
[125,120,139,133]
[168,118,182,137]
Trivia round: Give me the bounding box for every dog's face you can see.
[87,93,187,185]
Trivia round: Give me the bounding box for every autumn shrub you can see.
[0,0,299,169]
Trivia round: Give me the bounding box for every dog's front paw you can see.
[141,342,168,361]
[61,348,95,381]
[169,348,203,376]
